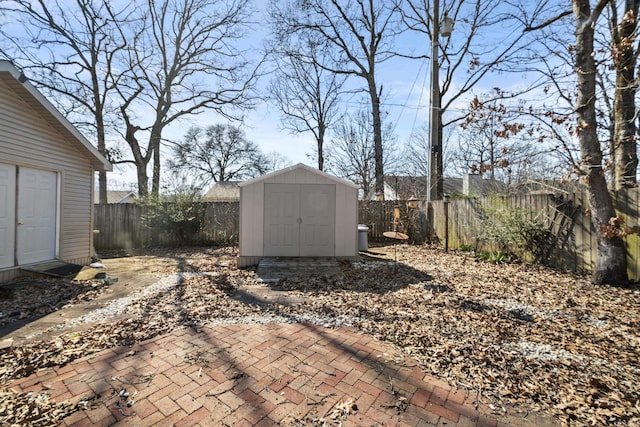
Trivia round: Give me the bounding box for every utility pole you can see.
[426,0,452,241]
[427,0,440,204]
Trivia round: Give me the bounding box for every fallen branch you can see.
[307,392,336,406]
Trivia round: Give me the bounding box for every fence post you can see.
[443,196,449,251]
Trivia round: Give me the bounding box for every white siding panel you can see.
[0,164,15,268]
[0,78,94,274]
[239,183,264,257]
[334,185,358,256]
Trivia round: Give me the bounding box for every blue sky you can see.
[1,0,548,191]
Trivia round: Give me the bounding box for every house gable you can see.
[0,61,111,172]
[240,163,358,189]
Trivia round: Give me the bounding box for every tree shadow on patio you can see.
[259,259,433,294]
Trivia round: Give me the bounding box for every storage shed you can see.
[0,61,112,283]
[238,163,359,267]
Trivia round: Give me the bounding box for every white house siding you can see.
[0,78,95,279]
[238,164,358,267]
[239,183,264,258]
[335,184,358,256]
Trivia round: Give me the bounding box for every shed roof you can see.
[0,60,112,172]
[239,163,359,189]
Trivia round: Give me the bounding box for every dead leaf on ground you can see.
[0,245,638,426]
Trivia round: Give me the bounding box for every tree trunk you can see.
[612,0,639,190]
[96,113,108,204]
[123,121,149,198]
[151,130,161,198]
[136,165,149,199]
[573,0,628,285]
[369,79,384,198]
[318,122,325,171]
[436,109,444,198]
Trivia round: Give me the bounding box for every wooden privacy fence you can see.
[431,189,640,281]
[93,200,423,250]
[93,202,239,250]
[95,192,640,279]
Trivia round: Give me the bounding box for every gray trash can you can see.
[358,224,369,251]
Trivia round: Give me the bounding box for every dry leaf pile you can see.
[0,389,76,426]
[281,397,358,427]
[0,279,110,327]
[0,245,639,426]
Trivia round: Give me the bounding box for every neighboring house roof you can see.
[94,190,137,204]
[370,176,463,200]
[461,174,505,196]
[382,176,458,199]
[0,61,111,172]
[239,163,359,189]
[203,181,241,201]
[379,175,503,200]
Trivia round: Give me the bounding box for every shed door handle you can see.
[297,217,302,225]
[17,221,24,225]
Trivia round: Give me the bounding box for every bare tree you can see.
[269,0,403,196]
[269,36,345,171]
[0,0,130,203]
[528,1,630,284]
[457,95,524,180]
[452,92,562,188]
[328,109,398,198]
[571,0,628,285]
[116,0,259,198]
[262,151,291,172]
[403,123,454,179]
[399,0,558,198]
[169,124,268,185]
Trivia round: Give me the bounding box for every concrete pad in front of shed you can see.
[256,257,342,282]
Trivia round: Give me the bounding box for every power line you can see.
[409,63,430,138]
[389,59,426,135]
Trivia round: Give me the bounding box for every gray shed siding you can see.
[0,78,96,282]
[238,164,358,267]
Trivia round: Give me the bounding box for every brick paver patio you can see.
[7,323,555,426]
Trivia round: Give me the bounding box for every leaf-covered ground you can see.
[0,278,110,327]
[0,245,639,426]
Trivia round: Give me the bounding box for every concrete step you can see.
[256,257,342,282]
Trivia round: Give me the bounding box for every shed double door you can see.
[264,183,335,257]
[0,164,57,268]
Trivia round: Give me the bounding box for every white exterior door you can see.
[263,183,335,257]
[17,168,57,265]
[264,184,300,256]
[0,164,16,269]
[300,185,335,256]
